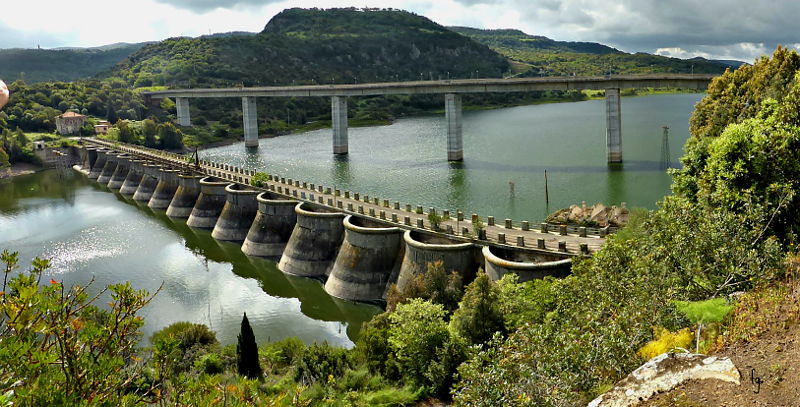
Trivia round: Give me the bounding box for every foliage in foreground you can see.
[452,196,784,406]
[0,250,155,405]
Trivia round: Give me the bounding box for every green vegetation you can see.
[450,27,733,77]
[236,313,262,379]
[0,43,147,83]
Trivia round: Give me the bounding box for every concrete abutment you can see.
[211,183,259,242]
[325,216,404,302]
[166,173,203,218]
[482,246,571,282]
[396,230,479,293]
[242,192,298,257]
[148,168,180,210]
[278,202,345,278]
[187,177,229,229]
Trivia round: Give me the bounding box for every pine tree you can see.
[236,312,262,379]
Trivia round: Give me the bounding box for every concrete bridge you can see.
[143,74,716,163]
[76,138,608,302]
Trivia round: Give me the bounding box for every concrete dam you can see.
[75,139,602,303]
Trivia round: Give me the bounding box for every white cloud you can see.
[0,0,796,62]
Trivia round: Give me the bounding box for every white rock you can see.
[587,352,740,407]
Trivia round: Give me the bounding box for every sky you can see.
[1,0,797,62]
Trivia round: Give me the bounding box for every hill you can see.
[111,7,510,88]
[0,43,148,83]
[449,27,732,76]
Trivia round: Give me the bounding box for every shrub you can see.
[294,342,352,385]
[449,271,506,345]
[194,353,224,375]
[388,299,466,398]
[151,321,219,374]
[637,327,693,360]
[250,172,270,187]
[0,250,155,405]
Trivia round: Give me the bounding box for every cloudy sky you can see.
[1,0,797,62]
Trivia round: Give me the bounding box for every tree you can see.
[116,120,135,143]
[0,147,9,170]
[449,271,505,345]
[158,122,184,150]
[142,119,158,147]
[236,312,262,379]
[388,299,465,397]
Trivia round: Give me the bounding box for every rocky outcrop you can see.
[548,201,629,227]
[588,352,740,407]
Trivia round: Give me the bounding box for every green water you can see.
[0,170,381,346]
[0,93,701,346]
[203,93,703,221]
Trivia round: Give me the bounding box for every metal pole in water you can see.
[544,170,550,205]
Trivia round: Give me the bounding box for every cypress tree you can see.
[236,312,262,379]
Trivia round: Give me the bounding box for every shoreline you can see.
[0,163,42,180]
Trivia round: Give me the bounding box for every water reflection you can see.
[0,170,381,347]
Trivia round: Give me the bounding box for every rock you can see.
[587,352,740,407]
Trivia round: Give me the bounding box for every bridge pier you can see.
[242,96,259,148]
[332,96,348,154]
[605,88,623,163]
[176,97,191,127]
[445,93,463,161]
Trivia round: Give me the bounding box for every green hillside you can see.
[450,27,731,77]
[0,44,148,83]
[112,7,510,88]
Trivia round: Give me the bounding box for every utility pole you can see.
[660,125,671,170]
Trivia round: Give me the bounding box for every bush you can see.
[250,172,270,187]
[194,353,224,375]
[294,342,352,385]
[637,327,693,360]
[151,321,219,374]
[449,271,505,345]
[388,299,466,398]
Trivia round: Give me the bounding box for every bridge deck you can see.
[85,139,606,256]
[143,74,715,99]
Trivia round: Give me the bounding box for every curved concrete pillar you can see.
[325,216,404,302]
[119,159,145,196]
[278,202,345,278]
[106,154,131,190]
[241,192,297,257]
[84,147,98,171]
[148,168,180,209]
[187,177,229,229]
[166,173,203,218]
[88,148,107,180]
[211,183,259,242]
[482,246,572,283]
[133,163,160,202]
[96,151,119,184]
[396,230,479,292]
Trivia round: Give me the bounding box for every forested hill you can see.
[0,43,148,83]
[450,26,733,76]
[110,8,510,88]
